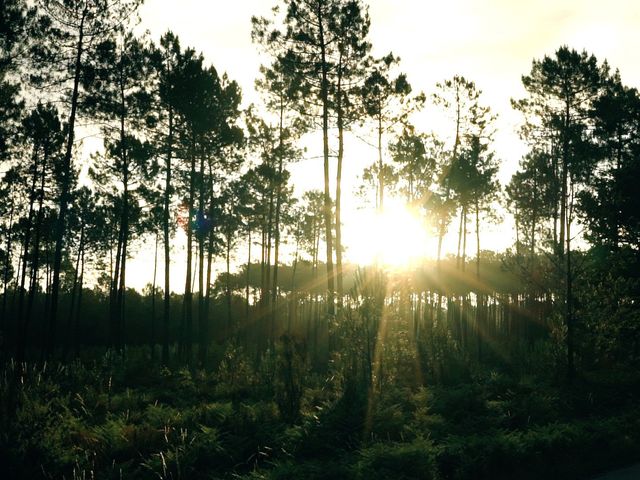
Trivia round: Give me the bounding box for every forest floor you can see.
[2,350,640,479]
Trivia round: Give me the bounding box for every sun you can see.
[345,200,430,268]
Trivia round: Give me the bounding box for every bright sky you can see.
[122,0,640,291]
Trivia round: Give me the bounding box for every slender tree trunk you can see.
[226,233,232,331]
[318,5,335,316]
[290,234,300,333]
[1,196,15,331]
[197,151,206,363]
[456,206,463,269]
[63,226,84,360]
[265,181,274,313]
[200,164,215,364]
[260,223,266,305]
[566,181,575,381]
[117,193,129,355]
[462,206,467,272]
[335,56,345,308]
[110,212,124,349]
[265,179,275,343]
[475,200,482,358]
[552,148,559,251]
[26,146,49,344]
[111,72,130,355]
[377,111,384,212]
[42,252,50,349]
[559,104,569,259]
[436,201,447,267]
[74,245,85,359]
[162,108,173,365]
[613,134,622,249]
[272,94,285,322]
[531,170,538,261]
[16,144,39,362]
[183,137,196,364]
[438,86,462,268]
[11,241,24,315]
[559,162,567,259]
[202,222,214,361]
[48,7,87,360]
[246,229,251,321]
[475,200,480,278]
[116,126,130,356]
[151,232,158,359]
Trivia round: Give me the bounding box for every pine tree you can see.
[513,46,607,379]
[31,0,144,358]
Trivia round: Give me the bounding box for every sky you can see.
[121,0,640,291]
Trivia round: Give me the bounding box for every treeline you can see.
[0,0,638,379]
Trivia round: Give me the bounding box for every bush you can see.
[355,438,437,480]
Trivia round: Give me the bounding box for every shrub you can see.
[355,438,437,480]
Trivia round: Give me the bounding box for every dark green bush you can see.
[355,438,437,480]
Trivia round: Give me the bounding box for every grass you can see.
[1,348,639,479]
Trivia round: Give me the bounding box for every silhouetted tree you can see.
[329,0,371,304]
[15,103,64,361]
[31,0,143,358]
[360,54,423,212]
[253,0,345,315]
[85,30,155,353]
[513,46,607,379]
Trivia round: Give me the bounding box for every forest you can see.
[1,0,640,478]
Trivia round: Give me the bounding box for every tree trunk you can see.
[566,181,575,381]
[456,206,463,269]
[335,54,345,308]
[183,136,196,364]
[151,232,158,359]
[226,232,232,332]
[63,225,84,360]
[47,7,87,360]
[272,93,286,322]
[317,4,335,316]
[115,106,130,355]
[462,206,467,272]
[202,230,213,360]
[265,179,274,316]
[438,87,461,268]
[246,229,251,321]
[16,144,40,362]
[26,145,49,348]
[110,207,124,350]
[197,151,206,363]
[116,183,129,355]
[162,108,173,365]
[1,195,15,332]
[74,245,85,359]
[475,200,480,278]
[290,237,300,333]
[377,111,384,212]
[200,164,215,364]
